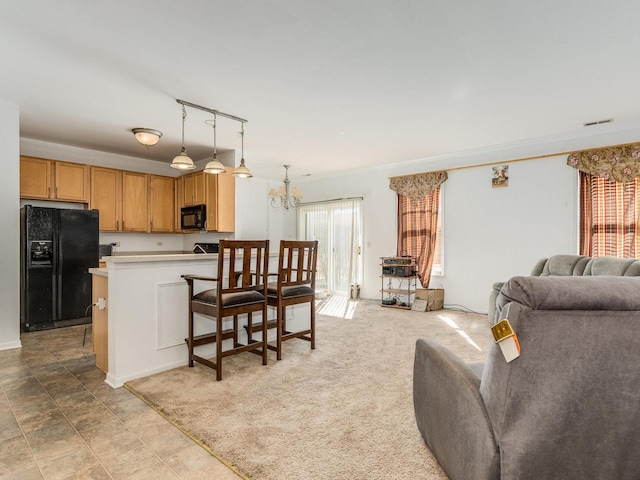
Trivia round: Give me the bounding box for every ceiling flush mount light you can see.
[170,105,195,170]
[203,115,226,174]
[132,128,162,147]
[232,123,253,178]
[269,165,302,209]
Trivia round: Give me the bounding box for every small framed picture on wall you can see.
[492,165,508,187]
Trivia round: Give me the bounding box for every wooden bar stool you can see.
[247,240,318,360]
[182,239,269,380]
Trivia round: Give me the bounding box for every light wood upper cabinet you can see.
[182,171,206,206]
[22,155,231,234]
[205,167,235,232]
[90,168,149,232]
[121,171,149,232]
[149,175,175,233]
[20,156,90,202]
[90,167,122,232]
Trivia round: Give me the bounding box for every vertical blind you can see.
[297,198,362,296]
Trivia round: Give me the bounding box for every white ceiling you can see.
[2,1,640,180]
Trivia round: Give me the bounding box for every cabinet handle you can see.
[122,220,125,230]
[48,187,51,198]
[116,220,119,231]
[55,187,58,198]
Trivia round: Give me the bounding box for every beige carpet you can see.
[125,299,492,480]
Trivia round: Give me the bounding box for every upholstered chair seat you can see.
[193,289,265,308]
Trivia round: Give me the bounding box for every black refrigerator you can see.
[20,205,99,332]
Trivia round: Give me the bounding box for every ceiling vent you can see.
[583,118,614,127]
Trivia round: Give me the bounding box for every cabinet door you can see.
[193,172,206,205]
[205,167,236,232]
[183,173,195,206]
[122,171,149,232]
[90,167,122,232]
[183,172,206,206]
[175,177,183,231]
[149,175,175,233]
[54,161,90,202]
[20,156,52,199]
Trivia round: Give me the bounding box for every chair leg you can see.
[216,315,223,381]
[233,315,239,347]
[310,301,316,350]
[277,305,284,361]
[188,311,194,367]
[246,312,253,344]
[261,304,268,365]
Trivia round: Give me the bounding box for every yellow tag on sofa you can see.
[491,318,521,363]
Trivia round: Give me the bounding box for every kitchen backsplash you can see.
[99,231,231,253]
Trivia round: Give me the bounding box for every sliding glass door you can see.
[297,198,362,297]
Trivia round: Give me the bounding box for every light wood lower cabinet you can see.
[92,274,108,373]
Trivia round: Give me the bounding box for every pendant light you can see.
[232,123,253,178]
[171,105,195,170]
[203,114,226,174]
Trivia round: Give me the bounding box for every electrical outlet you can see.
[157,241,163,246]
[97,298,106,310]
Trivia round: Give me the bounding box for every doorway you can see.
[297,198,363,297]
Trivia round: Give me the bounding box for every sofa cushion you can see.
[539,254,589,276]
[583,256,640,276]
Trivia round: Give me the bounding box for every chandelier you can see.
[269,165,302,209]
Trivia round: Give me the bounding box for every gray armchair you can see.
[414,275,640,480]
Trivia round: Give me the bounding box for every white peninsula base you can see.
[91,253,307,388]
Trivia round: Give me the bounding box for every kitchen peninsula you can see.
[90,251,294,388]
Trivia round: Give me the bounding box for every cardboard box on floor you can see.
[415,289,444,311]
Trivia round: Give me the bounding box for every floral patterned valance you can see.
[567,142,640,182]
[389,170,448,201]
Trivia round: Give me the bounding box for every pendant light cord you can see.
[240,123,245,159]
[212,114,217,157]
[181,105,187,151]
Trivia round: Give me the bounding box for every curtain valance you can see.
[389,170,448,201]
[567,142,640,183]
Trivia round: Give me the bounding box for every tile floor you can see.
[0,324,242,480]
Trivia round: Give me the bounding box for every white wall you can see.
[437,156,577,311]
[0,101,21,350]
[297,128,640,312]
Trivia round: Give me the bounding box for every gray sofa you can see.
[488,254,640,323]
[414,275,640,480]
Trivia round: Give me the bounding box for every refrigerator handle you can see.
[56,223,63,320]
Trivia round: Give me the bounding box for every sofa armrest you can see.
[413,339,499,480]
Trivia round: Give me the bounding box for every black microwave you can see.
[181,205,206,230]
